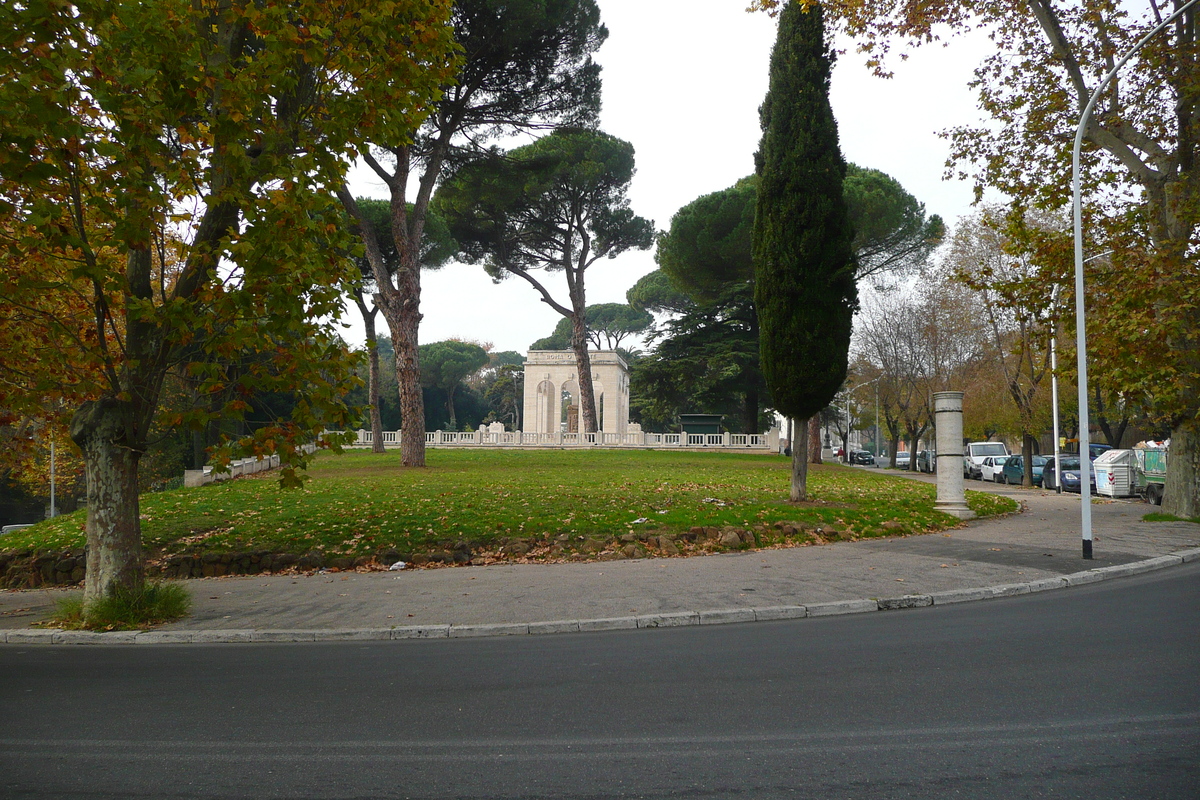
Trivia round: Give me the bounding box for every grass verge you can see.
[1143,512,1200,524]
[5,450,1017,567]
[48,582,192,631]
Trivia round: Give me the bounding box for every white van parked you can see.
[964,441,1010,479]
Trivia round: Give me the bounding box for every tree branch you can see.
[1025,0,1091,109]
[337,186,396,303]
[501,265,573,317]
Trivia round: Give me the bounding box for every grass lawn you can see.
[3,449,1015,566]
[1143,512,1200,524]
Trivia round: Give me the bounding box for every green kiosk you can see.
[679,414,723,436]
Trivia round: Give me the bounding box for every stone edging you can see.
[4,548,1197,646]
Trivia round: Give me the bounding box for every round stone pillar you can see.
[933,391,976,520]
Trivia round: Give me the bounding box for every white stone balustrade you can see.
[183,443,320,488]
[343,427,780,451]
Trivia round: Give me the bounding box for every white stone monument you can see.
[523,350,630,435]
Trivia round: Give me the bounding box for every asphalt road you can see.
[2,563,1197,800]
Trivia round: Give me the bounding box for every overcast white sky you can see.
[342,0,991,354]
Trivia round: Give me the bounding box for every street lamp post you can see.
[848,376,883,465]
[49,438,56,519]
[1050,284,1062,494]
[1071,0,1197,559]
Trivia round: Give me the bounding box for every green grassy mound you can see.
[3,450,1016,571]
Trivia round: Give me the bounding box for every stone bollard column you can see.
[933,391,976,520]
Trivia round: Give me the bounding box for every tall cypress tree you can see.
[753,1,858,501]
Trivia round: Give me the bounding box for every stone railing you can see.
[343,428,780,451]
[183,443,319,488]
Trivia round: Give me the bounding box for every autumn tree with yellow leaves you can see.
[0,0,458,602]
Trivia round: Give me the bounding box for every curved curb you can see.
[4,548,1198,646]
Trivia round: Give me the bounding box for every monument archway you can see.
[534,379,556,435]
[560,379,579,433]
[522,350,630,435]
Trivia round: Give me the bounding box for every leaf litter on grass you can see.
[5,450,1017,567]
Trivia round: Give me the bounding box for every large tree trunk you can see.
[446,385,458,430]
[367,340,385,453]
[570,311,598,433]
[1163,421,1200,519]
[338,164,428,467]
[791,415,810,501]
[743,387,759,434]
[808,416,823,464]
[1022,433,1036,487]
[70,399,143,604]
[386,287,426,466]
[354,293,386,454]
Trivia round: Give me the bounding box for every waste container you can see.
[1094,449,1136,498]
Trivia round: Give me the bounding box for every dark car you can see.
[849,450,876,466]
[916,450,937,473]
[999,455,1048,486]
[1042,455,1096,493]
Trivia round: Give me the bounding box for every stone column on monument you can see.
[933,391,975,520]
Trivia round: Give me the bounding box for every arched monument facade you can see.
[523,350,629,435]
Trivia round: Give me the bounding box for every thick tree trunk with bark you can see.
[338,159,431,468]
[791,416,810,501]
[70,399,143,604]
[808,416,823,464]
[380,280,425,466]
[389,196,429,466]
[571,311,598,433]
[1163,421,1200,519]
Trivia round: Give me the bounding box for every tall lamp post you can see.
[1052,253,1111,495]
[848,376,883,465]
[49,438,56,519]
[1071,0,1197,559]
[1050,284,1062,494]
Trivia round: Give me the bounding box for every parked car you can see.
[979,455,1010,482]
[964,441,1010,479]
[1089,443,1112,460]
[1042,455,1095,494]
[1,523,33,536]
[916,449,937,473]
[849,450,876,466]
[999,454,1048,486]
[893,451,911,469]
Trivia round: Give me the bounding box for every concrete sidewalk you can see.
[3,476,1199,642]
